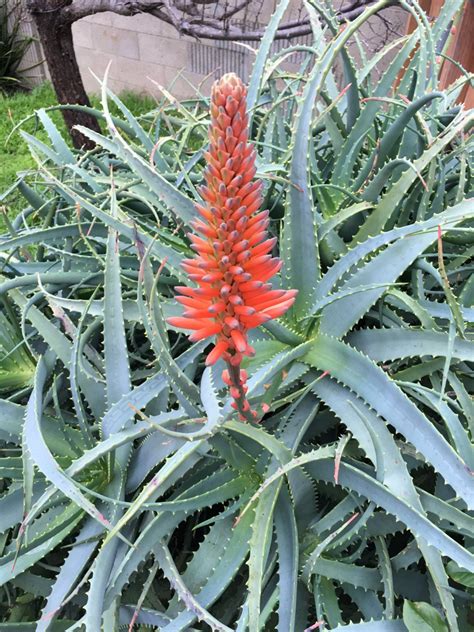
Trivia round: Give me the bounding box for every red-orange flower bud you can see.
[167,73,297,420]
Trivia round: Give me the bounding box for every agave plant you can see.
[0,0,472,630]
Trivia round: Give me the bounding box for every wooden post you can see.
[438,0,474,107]
[405,0,474,107]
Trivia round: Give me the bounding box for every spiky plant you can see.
[0,296,35,392]
[0,0,472,630]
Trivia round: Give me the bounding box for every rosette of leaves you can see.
[0,0,472,630]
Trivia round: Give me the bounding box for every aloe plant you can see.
[0,0,472,629]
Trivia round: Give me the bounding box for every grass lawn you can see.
[0,83,156,221]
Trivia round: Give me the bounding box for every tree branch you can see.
[61,1,165,24]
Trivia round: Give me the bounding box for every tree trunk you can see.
[28,1,101,149]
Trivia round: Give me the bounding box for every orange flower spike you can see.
[167,73,297,422]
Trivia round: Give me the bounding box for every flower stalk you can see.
[168,73,296,420]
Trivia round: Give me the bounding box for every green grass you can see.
[0,83,157,219]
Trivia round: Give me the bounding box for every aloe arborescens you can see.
[168,73,296,420]
[0,1,473,628]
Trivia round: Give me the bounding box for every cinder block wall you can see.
[20,1,407,98]
[72,4,406,99]
[71,4,279,99]
[72,13,208,99]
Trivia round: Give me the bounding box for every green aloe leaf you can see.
[274,484,298,632]
[103,180,131,413]
[304,335,474,508]
[403,601,448,632]
[349,329,474,363]
[23,358,113,533]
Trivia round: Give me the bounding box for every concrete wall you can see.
[71,0,298,98]
[18,1,407,97]
[72,13,214,99]
[71,3,406,99]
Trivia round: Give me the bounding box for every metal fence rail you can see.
[189,20,312,81]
